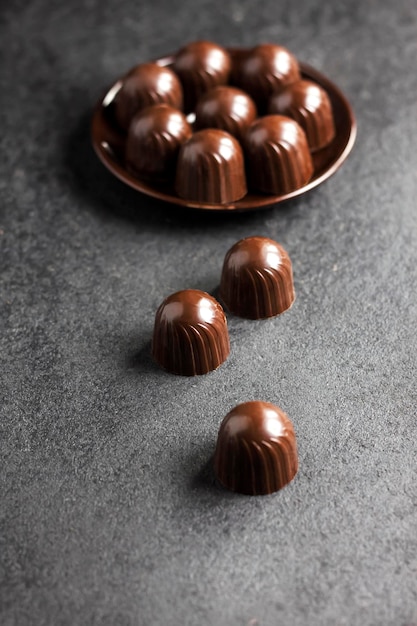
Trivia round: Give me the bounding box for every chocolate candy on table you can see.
[152,289,230,376]
[232,44,300,113]
[126,104,192,180]
[194,86,257,141]
[219,236,295,319]
[214,401,298,495]
[269,79,335,151]
[175,129,247,205]
[244,115,313,195]
[172,41,232,112]
[113,63,183,131]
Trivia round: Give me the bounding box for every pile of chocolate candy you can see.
[112,41,335,204]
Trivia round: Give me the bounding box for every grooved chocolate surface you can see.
[152,289,230,376]
[126,104,192,179]
[173,41,232,112]
[175,129,247,204]
[113,63,183,131]
[244,115,313,194]
[269,79,336,151]
[194,86,257,140]
[220,236,295,319]
[214,401,298,495]
[232,44,300,112]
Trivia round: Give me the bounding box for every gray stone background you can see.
[1,0,416,624]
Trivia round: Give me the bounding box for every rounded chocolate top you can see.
[175,129,247,204]
[232,44,300,112]
[126,104,192,179]
[194,86,257,140]
[214,401,298,495]
[220,236,295,319]
[244,115,313,195]
[269,79,335,151]
[113,63,183,131]
[151,289,230,376]
[173,41,232,112]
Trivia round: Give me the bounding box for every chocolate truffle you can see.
[244,115,313,195]
[126,104,192,180]
[175,129,247,205]
[219,236,295,319]
[269,80,335,151]
[173,41,232,112]
[152,289,230,376]
[232,44,300,112]
[214,401,298,495]
[113,63,183,131]
[194,86,257,141]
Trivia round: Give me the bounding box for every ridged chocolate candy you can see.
[232,44,300,112]
[214,401,298,495]
[269,80,335,151]
[220,236,295,319]
[173,41,232,112]
[175,129,247,204]
[152,289,230,376]
[194,86,257,141]
[126,104,192,179]
[244,115,313,195]
[113,63,183,131]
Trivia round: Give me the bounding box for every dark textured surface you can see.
[1,1,417,625]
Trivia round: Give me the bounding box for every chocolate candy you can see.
[152,289,230,376]
[173,41,232,112]
[175,129,247,204]
[113,63,183,131]
[269,79,335,151]
[232,44,300,112]
[126,104,192,180]
[220,236,295,319]
[214,401,298,495]
[244,115,313,195]
[194,86,257,141]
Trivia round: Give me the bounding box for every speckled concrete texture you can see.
[1,1,417,625]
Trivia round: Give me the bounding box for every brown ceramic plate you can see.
[91,50,356,212]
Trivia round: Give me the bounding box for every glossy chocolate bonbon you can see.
[194,86,257,141]
[219,236,295,319]
[269,79,335,151]
[152,289,230,376]
[126,104,192,179]
[113,63,183,131]
[175,129,247,204]
[173,41,232,112]
[214,401,298,495]
[244,115,313,195]
[232,44,300,112]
